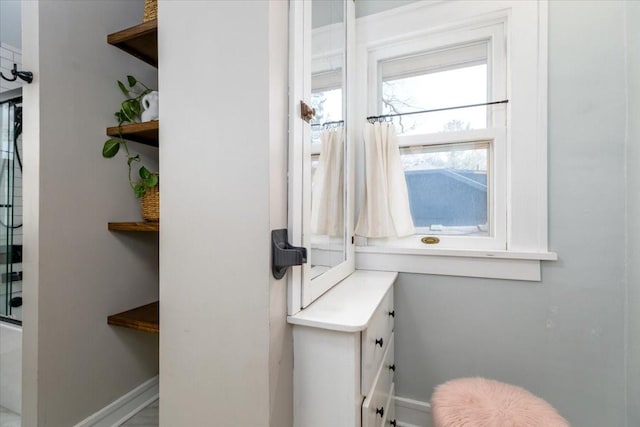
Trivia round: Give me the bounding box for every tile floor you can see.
[0,406,20,427]
[121,399,159,426]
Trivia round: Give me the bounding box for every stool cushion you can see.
[431,377,569,427]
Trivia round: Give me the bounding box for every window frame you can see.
[353,0,555,281]
[366,17,507,250]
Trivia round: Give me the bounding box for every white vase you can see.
[141,91,159,122]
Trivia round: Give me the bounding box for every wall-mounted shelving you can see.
[107,19,158,67]
[107,301,159,333]
[107,121,159,147]
[106,19,160,333]
[108,222,159,232]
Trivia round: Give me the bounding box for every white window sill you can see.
[355,246,557,281]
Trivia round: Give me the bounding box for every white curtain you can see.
[311,127,344,236]
[355,122,415,238]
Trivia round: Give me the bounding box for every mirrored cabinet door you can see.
[288,0,354,314]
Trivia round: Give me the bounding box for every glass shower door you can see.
[0,97,23,323]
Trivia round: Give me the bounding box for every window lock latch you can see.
[272,229,307,280]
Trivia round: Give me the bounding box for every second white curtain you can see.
[311,127,344,237]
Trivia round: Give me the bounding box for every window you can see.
[310,82,343,184]
[380,41,496,240]
[355,1,554,281]
[364,21,507,251]
[310,86,342,145]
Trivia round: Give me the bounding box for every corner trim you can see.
[73,376,158,427]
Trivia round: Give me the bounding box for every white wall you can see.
[626,1,640,425]
[0,322,21,413]
[22,1,159,425]
[393,2,628,426]
[158,1,289,425]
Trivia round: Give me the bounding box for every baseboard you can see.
[73,376,159,427]
[395,395,431,427]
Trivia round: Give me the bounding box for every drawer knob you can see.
[388,310,395,318]
[390,420,397,426]
[376,407,384,418]
[375,337,384,347]
[389,364,396,372]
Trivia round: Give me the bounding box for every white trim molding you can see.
[356,250,555,281]
[395,395,431,427]
[72,376,159,427]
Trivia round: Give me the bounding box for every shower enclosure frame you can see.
[0,88,23,325]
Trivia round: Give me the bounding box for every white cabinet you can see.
[288,270,397,427]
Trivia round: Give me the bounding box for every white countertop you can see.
[287,270,398,332]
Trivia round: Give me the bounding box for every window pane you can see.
[311,88,342,124]
[382,64,487,135]
[400,142,489,235]
[311,88,342,143]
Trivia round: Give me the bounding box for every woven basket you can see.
[140,186,159,222]
[143,0,157,22]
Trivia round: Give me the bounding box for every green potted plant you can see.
[102,75,159,221]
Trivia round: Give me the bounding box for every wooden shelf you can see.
[107,20,158,67]
[108,301,159,333]
[108,222,159,232]
[106,121,159,147]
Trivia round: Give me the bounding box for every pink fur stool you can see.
[431,377,569,427]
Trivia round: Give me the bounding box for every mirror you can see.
[308,0,346,281]
[287,0,353,313]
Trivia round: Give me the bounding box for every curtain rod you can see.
[310,120,345,128]
[366,99,509,123]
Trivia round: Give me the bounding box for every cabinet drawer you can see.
[381,383,396,427]
[362,333,395,427]
[361,289,394,393]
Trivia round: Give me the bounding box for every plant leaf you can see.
[127,154,140,166]
[129,100,141,117]
[139,166,151,179]
[127,75,137,87]
[102,139,120,158]
[121,99,140,122]
[134,183,146,198]
[121,102,134,122]
[117,80,128,95]
[145,174,158,188]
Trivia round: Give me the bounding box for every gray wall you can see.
[0,0,21,48]
[394,2,628,426]
[313,0,419,28]
[22,1,159,425]
[627,1,640,425]
[355,0,418,18]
